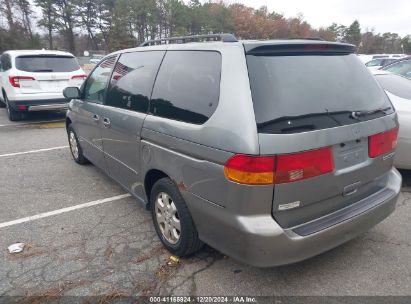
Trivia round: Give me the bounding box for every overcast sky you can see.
[223,0,411,36]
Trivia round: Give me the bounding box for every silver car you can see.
[372,70,411,169]
[63,34,402,267]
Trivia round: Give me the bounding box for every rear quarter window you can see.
[1,54,12,71]
[15,55,80,72]
[150,51,221,124]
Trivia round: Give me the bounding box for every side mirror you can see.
[63,87,81,99]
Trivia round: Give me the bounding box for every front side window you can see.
[150,51,221,124]
[105,51,165,113]
[83,56,116,104]
[15,55,80,72]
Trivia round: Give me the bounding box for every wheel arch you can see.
[66,117,72,129]
[144,169,169,206]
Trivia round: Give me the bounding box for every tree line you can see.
[0,0,410,56]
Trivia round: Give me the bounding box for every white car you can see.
[0,50,87,121]
[372,70,411,169]
[365,57,398,70]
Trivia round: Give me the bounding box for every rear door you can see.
[14,55,85,94]
[101,50,165,197]
[73,56,117,171]
[245,43,398,230]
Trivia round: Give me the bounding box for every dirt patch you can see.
[129,245,165,264]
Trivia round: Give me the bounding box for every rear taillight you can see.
[224,155,275,185]
[9,76,35,88]
[275,147,334,184]
[368,127,399,158]
[224,147,334,185]
[71,74,87,80]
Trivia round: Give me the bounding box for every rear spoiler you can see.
[245,42,355,56]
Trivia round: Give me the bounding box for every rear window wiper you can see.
[257,111,354,134]
[351,107,392,119]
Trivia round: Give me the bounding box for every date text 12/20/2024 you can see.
[149,296,258,303]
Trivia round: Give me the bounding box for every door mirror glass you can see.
[63,87,81,99]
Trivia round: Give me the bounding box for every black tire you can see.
[5,95,22,121]
[67,124,89,165]
[150,177,203,256]
[0,99,5,108]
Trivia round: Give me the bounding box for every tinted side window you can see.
[105,51,165,112]
[150,51,221,124]
[1,54,12,70]
[83,56,116,104]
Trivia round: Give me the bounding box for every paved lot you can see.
[0,107,411,300]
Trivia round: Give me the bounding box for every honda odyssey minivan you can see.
[63,34,402,267]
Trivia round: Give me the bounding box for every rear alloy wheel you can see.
[67,125,89,165]
[5,95,22,121]
[151,178,203,256]
[155,192,181,244]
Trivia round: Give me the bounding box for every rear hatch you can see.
[245,41,398,231]
[14,55,85,94]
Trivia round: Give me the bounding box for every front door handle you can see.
[92,114,100,122]
[102,117,111,128]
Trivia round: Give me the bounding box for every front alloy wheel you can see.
[69,131,79,160]
[67,125,89,165]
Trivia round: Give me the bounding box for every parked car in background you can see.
[0,50,87,121]
[381,57,411,79]
[359,54,406,63]
[64,34,401,267]
[365,57,398,69]
[89,55,104,64]
[372,70,411,170]
[357,54,374,64]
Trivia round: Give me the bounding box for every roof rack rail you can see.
[139,33,238,47]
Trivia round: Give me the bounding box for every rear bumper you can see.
[184,168,401,267]
[8,98,68,112]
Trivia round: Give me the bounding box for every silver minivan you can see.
[64,34,402,267]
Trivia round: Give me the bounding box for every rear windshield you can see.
[375,74,411,99]
[15,55,80,73]
[247,54,393,134]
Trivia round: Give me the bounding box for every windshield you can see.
[375,74,411,99]
[247,53,392,134]
[15,55,80,72]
